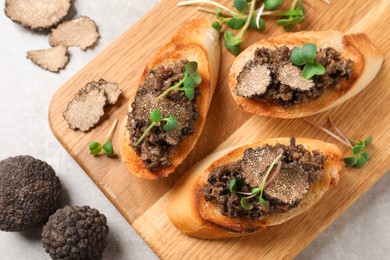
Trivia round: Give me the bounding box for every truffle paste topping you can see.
[204,138,326,220]
[236,46,353,108]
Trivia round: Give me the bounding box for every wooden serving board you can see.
[49,1,390,258]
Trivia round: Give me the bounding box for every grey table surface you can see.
[0,1,389,259]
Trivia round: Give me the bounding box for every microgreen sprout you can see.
[135,109,178,146]
[264,0,283,10]
[156,61,201,100]
[290,43,325,79]
[89,119,118,157]
[276,0,305,30]
[177,0,307,55]
[303,117,372,168]
[229,153,282,210]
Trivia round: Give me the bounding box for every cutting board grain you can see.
[49,0,390,258]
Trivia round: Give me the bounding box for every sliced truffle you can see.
[240,147,281,187]
[4,0,71,31]
[63,85,106,132]
[42,205,109,260]
[49,16,100,51]
[264,165,310,205]
[277,63,314,91]
[86,79,122,105]
[27,45,69,73]
[0,155,61,232]
[236,62,271,97]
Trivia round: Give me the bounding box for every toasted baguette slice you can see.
[119,19,221,180]
[167,138,343,239]
[228,31,383,118]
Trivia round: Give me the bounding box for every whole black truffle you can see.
[42,205,109,260]
[0,155,62,232]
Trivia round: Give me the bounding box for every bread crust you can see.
[167,138,343,239]
[228,31,383,118]
[119,19,220,180]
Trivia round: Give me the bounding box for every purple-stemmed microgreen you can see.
[177,0,307,55]
[303,117,372,168]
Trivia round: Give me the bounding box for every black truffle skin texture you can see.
[0,155,62,232]
[42,205,109,260]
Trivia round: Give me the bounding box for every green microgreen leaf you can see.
[162,115,178,132]
[233,0,248,13]
[276,0,304,30]
[212,21,222,31]
[251,187,261,195]
[229,178,237,193]
[250,16,265,31]
[240,197,254,210]
[156,61,201,100]
[224,31,242,56]
[136,110,179,145]
[355,155,367,169]
[89,141,102,155]
[302,61,326,79]
[215,8,223,19]
[303,118,373,169]
[184,87,195,100]
[290,47,306,66]
[88,119,118,157]
[302,43,317,61]
[184,61,198,75]
[352,145,364,155]
[363,136,373,146]
[264,0,283,10]
[343,156,358,167]
[184,76,195,90]
[259,196,269,207]
[227,17,246,30]
[102,142,115,157]
[190,71,202,85]
[150,109,162,123]
[362,150,369,161]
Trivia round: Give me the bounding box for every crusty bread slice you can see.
[167,138,343,239]
[119,19,221,180]
[228,31,383,118]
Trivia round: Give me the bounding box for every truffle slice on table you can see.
[42,205,109,260]
[63,85,106,132]
[236,62,271,98]
[4,0,71,31]
[86,79,122,105]
[0,156,62,232]
[27,45,69,72]
[49,16,100,51]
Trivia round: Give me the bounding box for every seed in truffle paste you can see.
[277,63,315,91]
[42,205,109,260]
[236,63,271,98]
[264,165,310,205]
[27,46,69,73]
[240,147,280,187]
[0,156,61,232]
[63,85,107,132]
[4,0,71,31]
[49,16,100,51]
